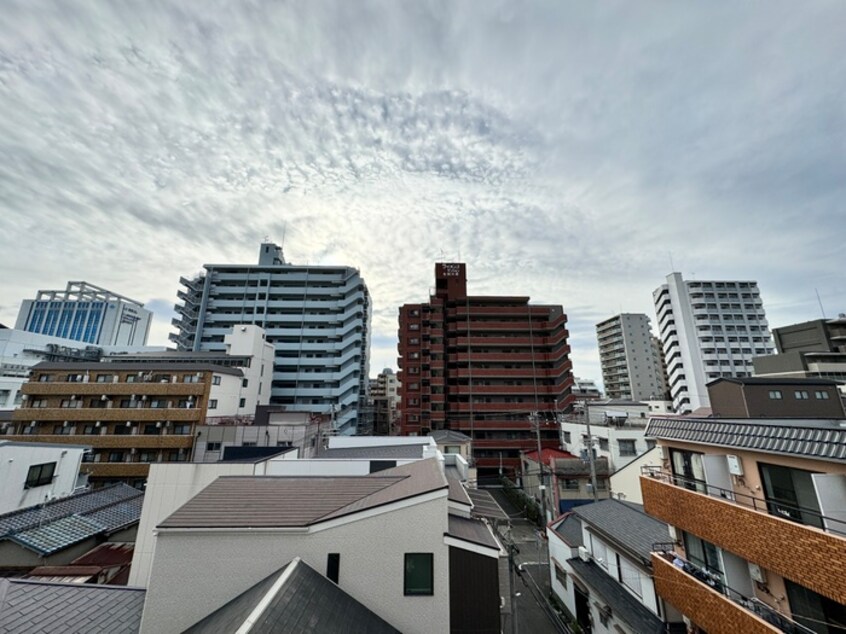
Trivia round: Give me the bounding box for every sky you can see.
[1,1,844,386]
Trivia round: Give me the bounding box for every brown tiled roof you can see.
[71,542,134,567]
[159,458,448,529]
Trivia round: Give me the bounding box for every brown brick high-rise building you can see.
[397,263,574,478]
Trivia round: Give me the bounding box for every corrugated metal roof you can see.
[646,416,846,462]
[0,578,145,634]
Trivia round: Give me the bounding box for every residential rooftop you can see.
[572,499,670,565]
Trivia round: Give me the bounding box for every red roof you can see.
[71,542,134,567]
[523,448,576,463]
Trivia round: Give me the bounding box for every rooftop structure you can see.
[753,316,846,382]
[707,376,846,419]
[653,273,776,414]
[15,281,152,347]
[170,243,371,434]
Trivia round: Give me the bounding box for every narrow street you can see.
[486,488,572,634]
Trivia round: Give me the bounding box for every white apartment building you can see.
[596,313,668,401]
[653,273,776,414]
[171,243,371,434]
[0,441,89,514]
[15,282,151,347]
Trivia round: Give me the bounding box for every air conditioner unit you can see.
[125,421,132,427]
[63,421,69,427]
[578,546,590,562]
[95,421,101,427]
[156,422,162,428]
[70,394,76,400]
[141,395,148,401]
[20,394,28,401]
[748,562,767,583]
[101,394,108,401]
[30,421,37,427]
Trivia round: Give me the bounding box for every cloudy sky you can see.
[1,1,844,384]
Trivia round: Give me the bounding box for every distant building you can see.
[572,377,603,401]
[653,273,776,413]
[707,376,845,419]
[596,314,668,401]
[369,368,401,435]
[0,441,89,514]
[753,315,846,382]
[642,414,846,634]
[170,243,371,434]
[397,263,574,477]
[15,281,151,347]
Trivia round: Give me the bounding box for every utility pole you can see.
[531,411,548,525]
[507,526,519,634]
[584,399,599,501]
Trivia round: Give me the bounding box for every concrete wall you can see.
[0,443,87,514]
[140,495,451,634]
[610,447,662,505]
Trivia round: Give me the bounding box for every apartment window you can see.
[30,399,47,408]
[212,375,221,386]
[60,399,82,409]
[554,562,567,589]
[242,441,257,447]
[794,391,810,400]
[52,425,72,435]
[96,374,115,383]
[404,553,433,596]
[561,479,580,490]
[768,390,783,400]
[242,378,248,388]
[82,424,98,435]
[683,532,723,583]
[239,398,246,408]
[172,424,191,435]
[206,442,221,451]
[618,439,637,456]
[183,374,200,383]
[814,391,830,400]
[208,399,218,410]
[25,462,56,488]
[108,451,124,463]
[327,553,340,584]
[114,425,132,435]
[143,424,160,435]
[590,535,608,569]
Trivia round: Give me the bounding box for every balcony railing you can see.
[652,546,815,634]
[642,466,846,537]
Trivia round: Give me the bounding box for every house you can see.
[706,376,845,418]
[547,499,686,633]
[642,414,846,633]
[139,458,503,634]
[0,440,90,514]
[521,448,611,516]
[26,542,135,585]
[0,483,143,573]
[0,577,144,633]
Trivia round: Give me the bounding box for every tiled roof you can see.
[0,484,144,556]
[317,444,425,459]
[554,457,610,477]
[0,578,145,634]
[182,558,399,634]
[567,558,665,634]
[160,458,447,529]
[551,513,583,548]
[523,448,577,463]
[573,500,670,564]
[447,514,502,552]
[71,542,134,567]
[429,429,472,443]
[646,416,846,462]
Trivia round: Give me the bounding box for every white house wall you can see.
[0,443,87,514]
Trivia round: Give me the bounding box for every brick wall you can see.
[652,555,779,634]
[642,476,846,604]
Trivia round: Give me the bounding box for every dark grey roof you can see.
[0,578,145,633]
[467,489,510,522]
[0,483,144,555]
[554,457,610,477]
[444,467,472,506]
[447,514,502,552]
[429,429,472,443]
[160,459,447,529]
[551,514,583,547]
[707,376,842,387]
[646,416,846,462]
[573,499,669,564]
[31,361,243,376]
[567,558,664,634]
[182,558,399,634]
[317,444,425,459]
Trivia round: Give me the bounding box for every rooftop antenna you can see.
[668,251,675,272]
[815,288,827,319]
[281,222,287,250]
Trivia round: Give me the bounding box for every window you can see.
[404,553,433,595]
[814,391,830,400]
[598,438,609,451]
[60,399,82,409]
[208,399,218,410]
[619,555,642,597]
[242,378,248,388]
[646,439,657,450]
[444,445,460,454]
[212,375,221,386]
[554,562,567,589]
[96,374,115,383]
[108,451,124,462]
[561,479,580,490]
[768,390,783,400]
[82,424,98,435]
[206,442,221,451]
[143,424,160,435]
[52,425,72,435]
[242,441,257,447]
[25,462,56,488]
[327,553,340,584]
[239,398,246,408]
[150,400,168,409]
[794,391,810,400]
[563,432,571,443]
[172,424,191,435]
[183,374,200,383]
[618,439,637,456]
[590,535,608,569]
[114,424,132,435]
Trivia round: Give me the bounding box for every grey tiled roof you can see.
[182,558,399,633]
[0,484,144,556]
[0,578,145,634]
[429,429,472,443]
[554,457,610,477]
[573,499,670,564]
[646,416,846,462]
[551,513,583,548]
[447,513,502,552]
[317,444,425,459]
[567,558,665,634]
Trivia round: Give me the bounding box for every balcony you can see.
[641,471,846,605]
[21,382,207,396]
[13,407,203,422]
[651,551,812,634]
[1,433,195,449]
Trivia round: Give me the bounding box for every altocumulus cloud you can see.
[0,0,844,382]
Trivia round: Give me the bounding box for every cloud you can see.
[1,1,844,386]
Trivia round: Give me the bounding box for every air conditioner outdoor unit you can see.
[30,421,36,427]
[125,421,132,427]
[63,421,69,427]
[156,422,162,428]
[578,546,590,562]
[20,394,28,401]
[749,562,767,583]
[141,395,148,401]
[70,394,76,400]
[95,421,101,427]
[101,394,108,401]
